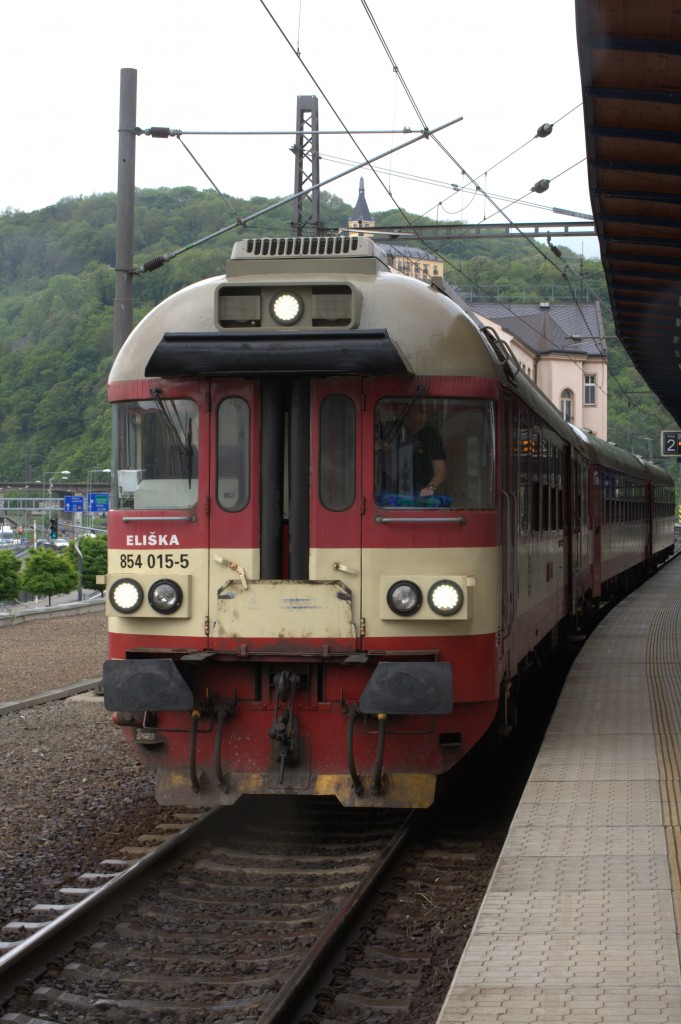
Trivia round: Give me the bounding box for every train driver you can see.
[375,400,448,506]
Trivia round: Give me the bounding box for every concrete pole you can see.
[113,68,137,356]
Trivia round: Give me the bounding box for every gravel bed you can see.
[0,609,190,927]
[0,605,109,701]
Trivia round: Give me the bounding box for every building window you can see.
[584,374,596,406]
[561,389,573,423]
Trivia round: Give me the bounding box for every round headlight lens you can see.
[109,578,144,614]
[387,580,422,616]
[428,580,464,616]
[148,579,183,614]
[270,291,304,325]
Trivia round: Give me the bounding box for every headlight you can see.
[387,580,422,616]
[428,579,464,616]
[270,290,304,325]
[148,579,183,614]
[109,578,144,614]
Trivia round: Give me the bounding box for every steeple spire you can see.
[349,177,374,231]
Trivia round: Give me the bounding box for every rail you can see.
[0,809,220,1005]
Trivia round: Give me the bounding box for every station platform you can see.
[437,554,681,1023]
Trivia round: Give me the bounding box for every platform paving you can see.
[437,556,681,1023]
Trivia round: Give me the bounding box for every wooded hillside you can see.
[0,186,660,482]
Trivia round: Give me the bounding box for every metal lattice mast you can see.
[291,96,321,236]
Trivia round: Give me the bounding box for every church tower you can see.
[348,178,444,281]
[348,177,375,235]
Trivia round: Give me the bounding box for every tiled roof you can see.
[470,302,604,357]
[379,243,433,261]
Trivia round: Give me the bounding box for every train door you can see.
[501,394,517,639]
[591,464,602,597]
[569,452,588,610]
[566,451,576,615]
[206,380,261,637]
[308,377,362,614]
[206,377,361,650]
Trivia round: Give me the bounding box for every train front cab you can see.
[104,369,505,808]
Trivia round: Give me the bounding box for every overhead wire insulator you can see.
[532,178,551,194]
[536,123,553,138]
[547,233,562,259]
[136,126,181,138]
[138,255,170,274]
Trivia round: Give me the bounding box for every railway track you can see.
[0,662,563,1023]
[0,798,425,1023]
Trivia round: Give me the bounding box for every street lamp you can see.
[41,470,71,540]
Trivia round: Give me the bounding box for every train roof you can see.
[110,236,521,386]
[570,424,673,483]
[109,236,671,490]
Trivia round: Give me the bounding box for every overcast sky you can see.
[3,0,598,256]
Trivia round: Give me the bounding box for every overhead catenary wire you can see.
[353,0,639,408]
[132,115,461,274]
[355,0,592,298]
[135,2,649,427]
[256,0,422,223]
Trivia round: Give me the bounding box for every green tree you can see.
[63,535,108,592]
[0,184,663,482]
[0,551,21,604]
[20,548,79,606]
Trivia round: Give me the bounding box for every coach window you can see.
[615,474,623,523]
[531,429,541,532]
[549,441,557,531]
[603,473,612,524]
[519,417,530,531]
[320,395,355,511]
[216,397,250,512]
[541,436,550,531]
[114,398,198,510]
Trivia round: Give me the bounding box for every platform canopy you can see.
[575,0,681,427]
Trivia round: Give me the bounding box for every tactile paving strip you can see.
[437,558,681,1023]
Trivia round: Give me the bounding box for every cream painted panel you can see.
[362,546,501,638]
[208,547,260,632]
[106,547,207,639]
[308,546,361,623]
[211,578,355,640]
[514,537,567,619]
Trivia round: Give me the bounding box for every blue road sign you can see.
[88,492,110,513]
[63,495,84,513]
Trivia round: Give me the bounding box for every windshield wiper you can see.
[150,388,194,485]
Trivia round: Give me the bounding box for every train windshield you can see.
[375,397,495,509]
[113,399,199,510]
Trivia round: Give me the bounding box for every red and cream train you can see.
[102,235,675,808]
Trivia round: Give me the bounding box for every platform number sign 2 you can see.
[659,430,679,454]
[661,431,681,456]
